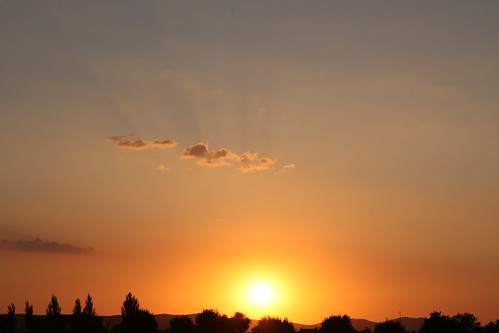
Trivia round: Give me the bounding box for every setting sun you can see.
[247,282,276,307]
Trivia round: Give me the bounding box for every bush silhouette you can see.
[484,320,499,333]
[320,315,356,333]
[169,315,195,333]
[453,313,480,333]
[230,312,251,333]
[374,320,405,333]
[195,309,230,333]
[251,317,295,333]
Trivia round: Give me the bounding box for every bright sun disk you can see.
[247,282,275,306]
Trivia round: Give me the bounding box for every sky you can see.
[1,0,499,325]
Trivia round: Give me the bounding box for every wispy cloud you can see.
[0,238,93,254]
[181,143,276,172]
[238,152,277,173]
[156,164,169,171]
[276,163,296,174]
[107,136,177,150]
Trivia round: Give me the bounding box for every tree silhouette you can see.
[46,294,62,316]
[374,320,405,333]
[83,295,97,317]
[320,315,356,333]
[453,313,480,333]
[121,293,139,318]
[2,303,17,333]
[25,301,34,331]
[251,317,296,333]
[484,320,499,333]
[230,312,251,333]
[46,294,64,333]
[70,298,83,333]
[112,293,157,333]
[169,315,195,333]
[74,299,83,315]
[419,312,456,333]
[195,309,230,333]
[81,294,105,333]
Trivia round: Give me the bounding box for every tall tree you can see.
[25,301,34,331]
[46,295,61,316]
[121,293,139,319]
[83,294,97,317]
[46,294,64,333]
[70,294,104,333]
[4,303,17,333]
[73,299,82,315]
[113,293,157,333]
[70,299,83,333]
[83,294,104,333]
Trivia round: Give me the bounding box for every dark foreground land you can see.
[1,293,498,333]
[1,313,426,332]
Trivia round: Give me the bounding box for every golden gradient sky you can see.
[1,0,498,325]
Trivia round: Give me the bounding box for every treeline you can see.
[1,293,499,333]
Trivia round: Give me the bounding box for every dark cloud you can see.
[181,143,276,172]
[107,136,177,150]
[0,238,93,254]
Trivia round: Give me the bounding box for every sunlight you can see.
[247,281,276,306]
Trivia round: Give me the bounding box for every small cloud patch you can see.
[181,143,236,166]
[181,143,276,172]
[107,136,177,150]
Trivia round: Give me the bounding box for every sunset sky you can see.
[1,0,499,325]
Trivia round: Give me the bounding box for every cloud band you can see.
[0,238,93,254]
